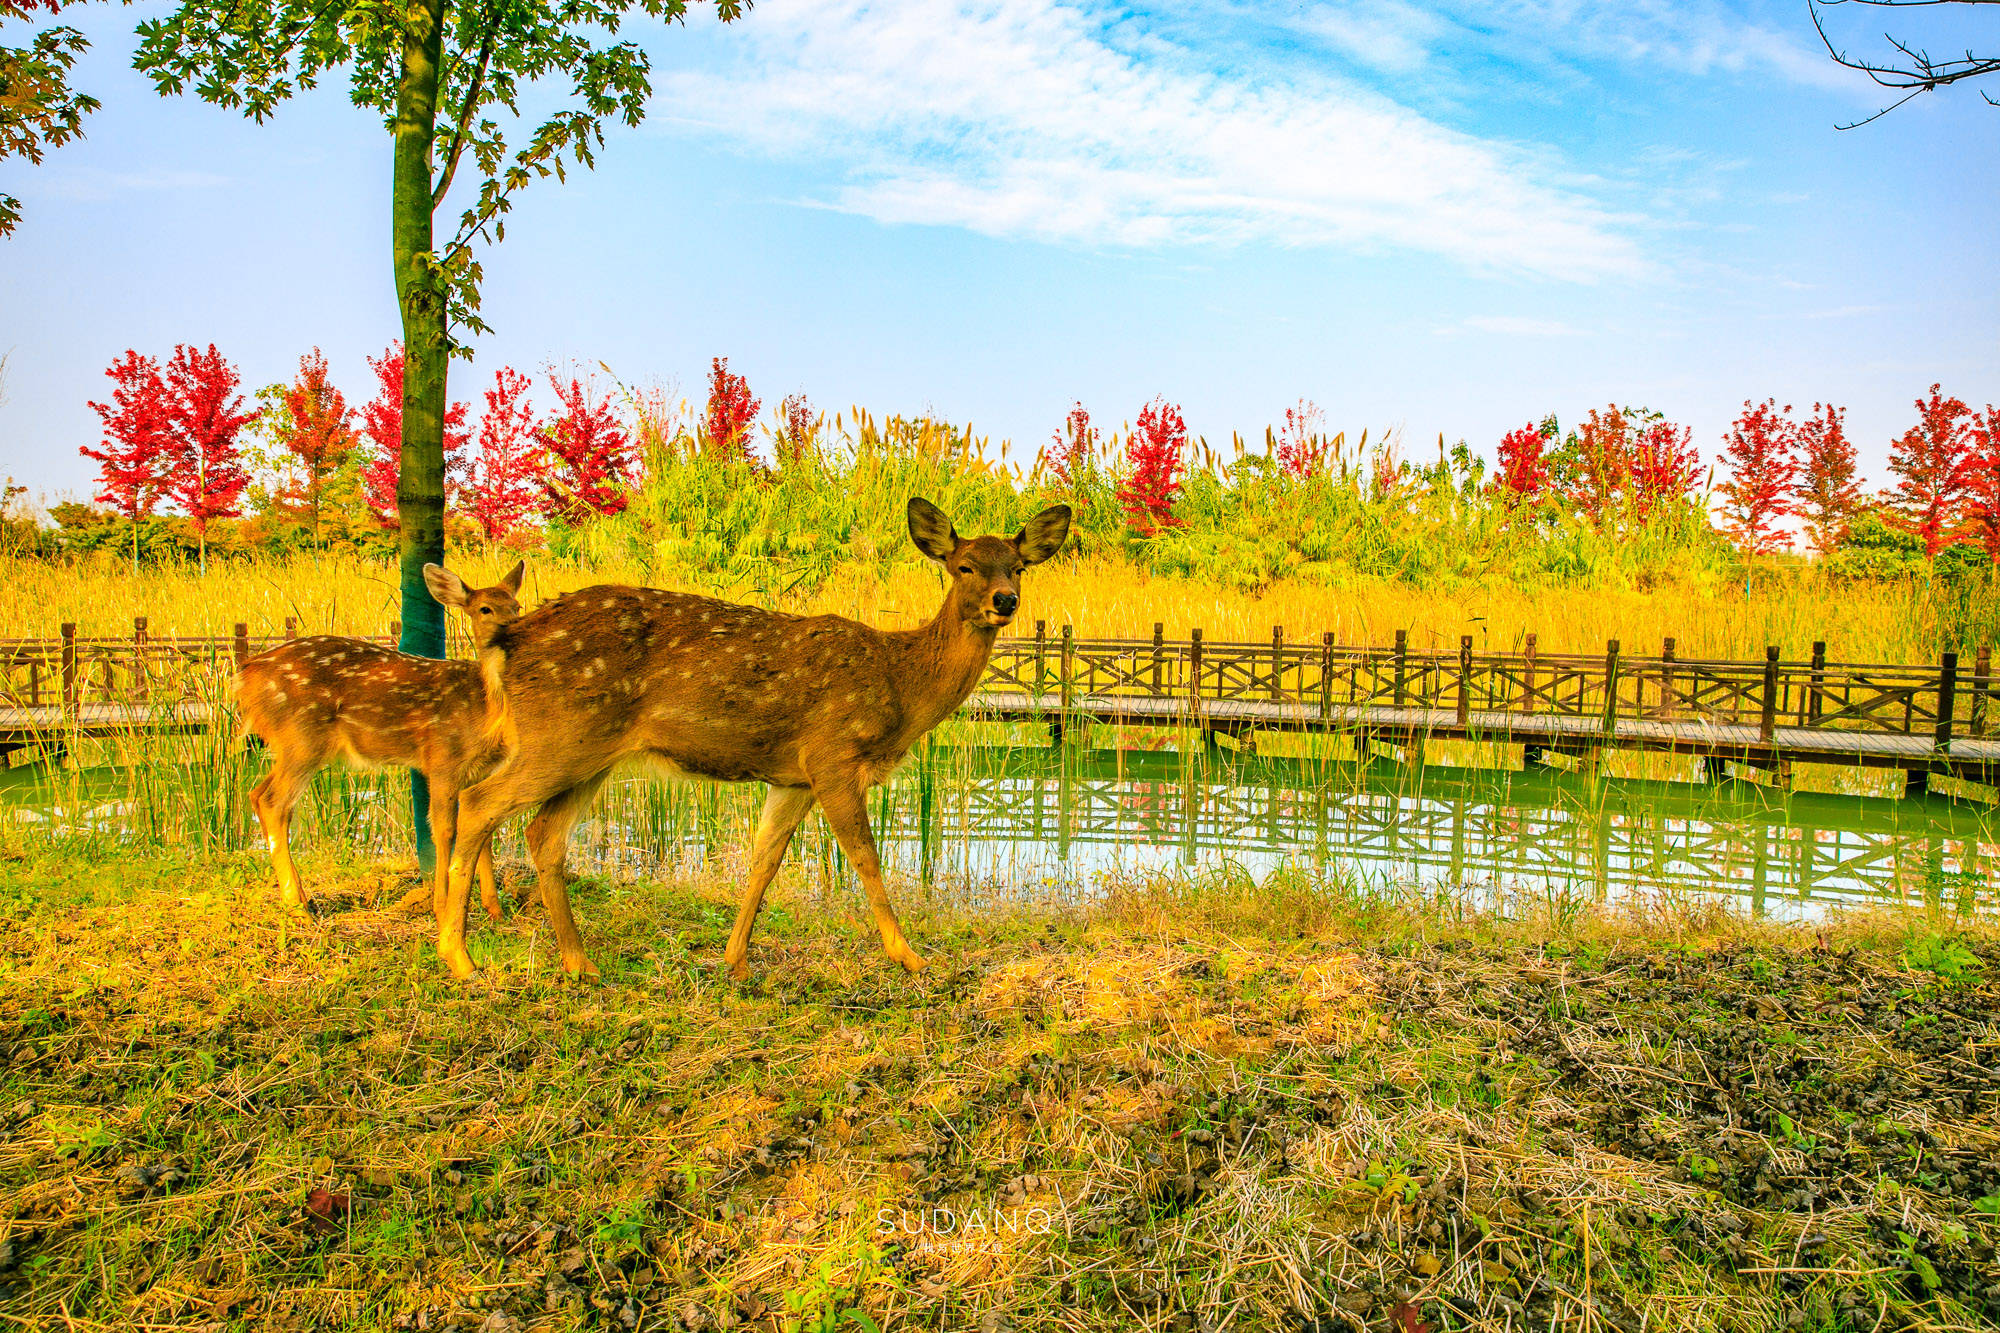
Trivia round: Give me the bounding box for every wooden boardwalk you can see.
[3,617,1996,788]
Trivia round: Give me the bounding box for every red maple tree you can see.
[462,366,542,542]
[1792,402,1860,556]
[1495,420,1551,499]
[1047,403,1098,493]
[702,357,761,464]
[275,349,356,537]
[1627,417,1702,520]
[1716,399,1797,553]
[160,343,252,539]
[83,350,175,525]
[1118,397,1187,536]
[1565,405,1630,527]
[1963,405,2000,566]
[358,342,470,526]
[1885,383,1973,557]
[537,372,634,523]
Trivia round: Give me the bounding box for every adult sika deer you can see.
[437,498,1071,981]
[236,562,524,918]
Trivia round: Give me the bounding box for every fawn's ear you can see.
[423,564,469,608]
[499,561,525,595]
[907,497,960,563]
[1015,504,1072,565]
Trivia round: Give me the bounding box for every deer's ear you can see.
[423,564,469,608]
[907,497,959,563]
[1015,504,1072,565]
[500,561,525,595]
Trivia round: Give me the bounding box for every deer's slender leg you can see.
[391,790,502,920]
[251,757,317,909]
[520,776,606,911]
[443,771,606,980]
[808,769,926,974]
[475,842,500,922]
[724,785,818,980]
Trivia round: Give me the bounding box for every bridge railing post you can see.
[1151,622,1164,696]
[1270,625,1285,703]
[1935,650,1959,752]
[1759,646,1780,742]
[233,623,251,670]
[1808,640,1827,725]
[1520,633,1537,714]
[60,622,78,715]
[1392,629,1408,708]
[1189,628,1205,732]
[284,616,297,641]
[1033,620,1047,699]
[1659,637,1676,721]
[1319,631,1334,722]
[133,616,149,704]
[1602,640,1621,739]
[1972,645,1991,739]
[1060,623,1075,718]
[1457,635,1473,728]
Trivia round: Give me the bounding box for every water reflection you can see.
[577,747,1996,921]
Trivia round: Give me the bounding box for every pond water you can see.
[5,745,1995,920]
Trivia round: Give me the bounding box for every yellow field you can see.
[0,551,1960,663]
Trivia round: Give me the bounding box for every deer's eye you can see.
[957,565,973,575]
[480,607,493,615]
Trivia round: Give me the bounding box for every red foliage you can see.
[1565,405,1630,526]
[1627,417,1701,520]
[1495,420,1551,498]
[777,392,814,468]
[83,351,175,522]
[1716,399,1797,554]
[1964,405,2000,566]
[462,366,542,542]
[358,343,470,526]
[1885,383,1973,557]
[1047,403,1098,493]
[276,349,356,533]
[702,357,761,464]
[1118,397,1187,536]
[536,373,634,523]
[1275,399,1325,480]
[160,343,252,534]
[1793,402,1860,556]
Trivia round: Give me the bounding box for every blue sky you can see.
[1,0,1995,502]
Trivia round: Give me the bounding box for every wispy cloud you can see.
[1458,315,1584,336]
[659,0,1644,279]
[23,167,229,201]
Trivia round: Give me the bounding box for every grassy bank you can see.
[1,549,1992,664]
[0,846,1994,1331]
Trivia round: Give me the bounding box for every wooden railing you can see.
[2,616,1993,748]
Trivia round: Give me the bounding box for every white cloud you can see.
[659,0,1643,279]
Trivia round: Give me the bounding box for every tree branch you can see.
[431,5,496,209]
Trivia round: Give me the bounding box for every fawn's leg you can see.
[439,783,521,980]
[427,783,459,920]
[475,842,500,922]
[251,757,317,909]
[808,769,925,974]
[723,785,818,980]
[518,774,609,980]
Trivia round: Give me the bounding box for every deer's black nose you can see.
[993,591,1019,616]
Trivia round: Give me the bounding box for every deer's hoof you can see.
[893,948,928,975]
[563,954,600,982]
[441,946,478,980]
[725,954,751,982]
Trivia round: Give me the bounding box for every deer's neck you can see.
[893,601,997,733]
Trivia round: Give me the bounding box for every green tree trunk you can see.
[392,0,447,876]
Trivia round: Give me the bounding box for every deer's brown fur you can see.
[438,498,1071,981]
[235,562,525,917]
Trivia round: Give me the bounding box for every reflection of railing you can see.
[2,618,1996,783]
[873,750,1998,917]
